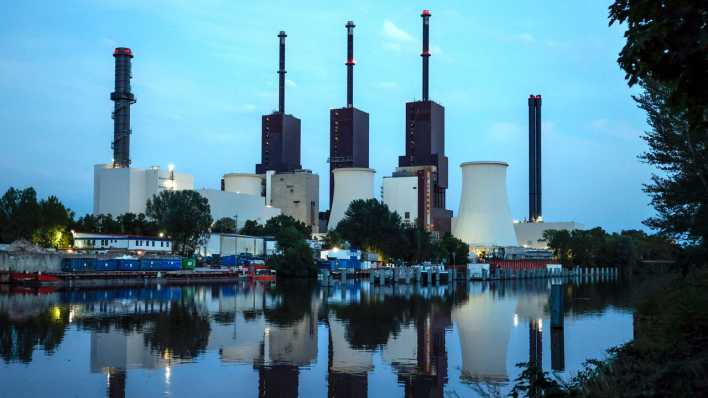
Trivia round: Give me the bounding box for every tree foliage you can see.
[335,199,404,259]
[146,190,212,256]
[211,217,237,234]
[73,213,159,236]
[609,1,708,264]
[0,187,74,248]
[543,228,677,272]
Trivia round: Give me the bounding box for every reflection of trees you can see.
[143,300,211,359]
[332,295,455,350]
[0,306,69,363]
[262,281,317,326]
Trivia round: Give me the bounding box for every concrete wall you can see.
[198,189,280,229]
[269,171,319,233]
[382,175,418,225]
[0,252,63,272]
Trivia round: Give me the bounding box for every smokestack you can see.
[421,9,431,101]
[535,95,542,221]
[110,47,136,168]
[345,21,355,108]
[528,94,542,222]
[278,31,287,114]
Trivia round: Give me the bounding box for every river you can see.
[0,276,637,397]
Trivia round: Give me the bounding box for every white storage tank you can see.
[328,168,375,231]
[452,161,517,247]
[222,173,263,196]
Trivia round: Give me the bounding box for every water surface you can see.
[0,277,636,397]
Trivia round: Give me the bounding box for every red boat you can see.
[9,272,60,285]
[247,265,277,281]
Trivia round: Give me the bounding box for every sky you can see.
[0,0,653,232]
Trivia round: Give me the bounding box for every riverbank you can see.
[513,270,708,397]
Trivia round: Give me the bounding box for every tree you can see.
[146,190,212,256]
[336,199,403,259]
[239,219,265,236]
[31,196,74,249]
[263,215,311,238]
[433,233,469,265]
[0,187,41,242]
[609,2,708,265]
[211,217,237,234]
[543,229,572,265]
[268,226,317,278]
[321,230,345,250]
[634,81,707,257]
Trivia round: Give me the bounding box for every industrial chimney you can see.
[421,9,431,101]
[278,31,287,114]
[528,95,542,222]
[111,47,136,168]
[346,21,355,108]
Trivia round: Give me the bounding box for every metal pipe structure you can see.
[278,31,287,114]
[345,21,355,108]
[528,95,542,222]
[110,47,136,168]
[421,9,431,101]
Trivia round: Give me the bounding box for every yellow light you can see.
[51,306,62,321]
[159,232,165,238]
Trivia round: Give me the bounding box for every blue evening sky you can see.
[0,0,652,232]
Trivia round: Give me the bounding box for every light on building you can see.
[168,163,175,172]
[159,232,165,238]
[513,313,519,327]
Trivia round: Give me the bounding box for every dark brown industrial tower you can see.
[397,10,451,234]
[328,21,370,208]
[256,31,302,174]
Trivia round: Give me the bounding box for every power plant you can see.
[91,10,582,252]
[383,10,452,238]
[256,31,302,174]
[328,21,370,209]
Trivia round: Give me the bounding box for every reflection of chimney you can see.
[551,328,565,371]
[529,320,543,368]
[106,368,127,398]
[278,31,287,114]
[421,10,431,101]
[258,366,299,398]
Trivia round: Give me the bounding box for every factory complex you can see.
[93,10,582,258]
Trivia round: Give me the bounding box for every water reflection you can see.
[0,278,636,397]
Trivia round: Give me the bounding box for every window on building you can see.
[404,211,410,219]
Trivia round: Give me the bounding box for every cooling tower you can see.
[328,168,375,231]
[222,173,263,196]
[452,161,517,247]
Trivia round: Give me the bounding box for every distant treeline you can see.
[543,228,678,271]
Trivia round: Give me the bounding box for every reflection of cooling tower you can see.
[453,294,516,383]
[223,173,263,196]
[452,162,517,247]
[328,168,375,230]
[329,316,374,374]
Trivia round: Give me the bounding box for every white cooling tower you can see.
[452,161,517,247]
[328,168,375,231]
[223,173,263,196]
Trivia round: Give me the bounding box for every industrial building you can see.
[255,31,301,174]
[383,10,452,237]
[452,161,518,248]
[328,21,370,208]
[514,221,584,249]
[94,163,193,215]
[73,232,172,253]
[93,48,194,217]
[268,170,319,233]
[199,233,277,257]
[198,188,280,230]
